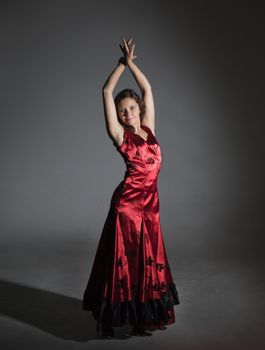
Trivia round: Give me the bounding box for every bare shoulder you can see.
[141,120,155,136]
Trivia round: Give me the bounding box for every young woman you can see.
[83,37,180,338]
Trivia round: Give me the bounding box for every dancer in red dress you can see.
[83,37,180,337]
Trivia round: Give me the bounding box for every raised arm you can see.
[121,37,155,132]
[102,59,126,145]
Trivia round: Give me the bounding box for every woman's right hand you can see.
[119,37,137,65]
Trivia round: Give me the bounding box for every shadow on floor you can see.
[0,279,134,341]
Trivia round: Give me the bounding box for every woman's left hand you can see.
[119,37,137,64]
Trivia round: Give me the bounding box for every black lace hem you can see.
[83,282,180,330]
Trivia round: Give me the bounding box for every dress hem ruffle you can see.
[83,281,180,331]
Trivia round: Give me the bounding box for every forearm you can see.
[102,62,126,93]
[127,60,151,92]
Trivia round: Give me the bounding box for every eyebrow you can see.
[119,105,137,109]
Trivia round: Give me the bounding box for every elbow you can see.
[102,86,113,94]
[141,84,152,93]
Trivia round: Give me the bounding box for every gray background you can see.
[1,0,264,349]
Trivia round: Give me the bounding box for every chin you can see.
[124,120,134,125]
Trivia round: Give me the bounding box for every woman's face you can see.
[117,97,141,126]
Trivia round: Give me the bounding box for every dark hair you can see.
[114,88,145,123]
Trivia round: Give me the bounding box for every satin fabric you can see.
[83,124,180,327]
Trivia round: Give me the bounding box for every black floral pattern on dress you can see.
[116,256,126,268]
[156,263,165,272]
[116,277,129,293]
[146,255,154,266]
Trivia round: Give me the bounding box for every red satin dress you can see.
[83,124,180,331]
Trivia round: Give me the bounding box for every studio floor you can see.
[0,233,264,350]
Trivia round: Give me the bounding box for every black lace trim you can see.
[83,281,180,330]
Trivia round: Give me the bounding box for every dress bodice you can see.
[114,125,162,188]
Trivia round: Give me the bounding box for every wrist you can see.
[118,57,127,67]
[126,59,134,67]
